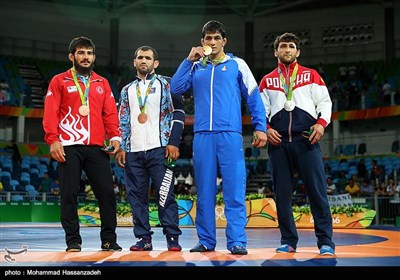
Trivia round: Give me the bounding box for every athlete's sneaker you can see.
[66,243,81,252]
[129,236,153,251]
[276,244,296,253]
[101,242,122,251]
[166,236,182,252]
[319,245,335,255]
[189,244,214,252]
[230,245,248,255]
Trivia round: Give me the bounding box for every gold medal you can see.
[78,105,90,116]
[138,113,148,124]
[203,45,212,56]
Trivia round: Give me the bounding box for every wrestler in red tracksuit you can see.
[43,69,121,249]
[259,61,335,252]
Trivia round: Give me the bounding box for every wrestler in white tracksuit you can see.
[118,73,185,239]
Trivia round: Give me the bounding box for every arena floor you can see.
[0,223,399,276]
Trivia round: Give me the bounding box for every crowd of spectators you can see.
[1,56,399,112]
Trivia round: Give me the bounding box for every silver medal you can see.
[284,100,295,111]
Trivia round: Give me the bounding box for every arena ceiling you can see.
[32,0,386,18]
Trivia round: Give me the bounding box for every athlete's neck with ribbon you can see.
[202,52,226,67]
[136,74,156,124]
[278,63,298,112]
[71,67,91,116]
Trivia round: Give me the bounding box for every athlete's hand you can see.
[116,150,126,168]
[108,140,120,155]
[187,46,207,62]
[308,124,325,145]
[166,145,180,161]
[50,141,66,162]
[266,128,282,145]
[252,131,268,148]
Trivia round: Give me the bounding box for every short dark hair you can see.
[202,20,226,38]
[68,36,95,54]
[133,45,158,60]
[273,32,301,50]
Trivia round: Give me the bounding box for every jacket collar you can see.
[277,61,298,74]
[135,72,156,82]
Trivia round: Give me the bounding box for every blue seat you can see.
[21,163,30,173]
[343,144,356,156]
[20,172,30,183]
[1,162,13,173]
[11,194,23,202]
[39,157,50,166]
[25,184,39,200]
[1,171,11,186]
[9,179,19,191]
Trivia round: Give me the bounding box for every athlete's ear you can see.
[296,49,301,58]
[68,53,74,62]
[154,60,160,69]
[222,37,227,47]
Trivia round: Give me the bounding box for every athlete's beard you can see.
[137,65,154,76]
[278,54,296,66]
[74,58,94,76]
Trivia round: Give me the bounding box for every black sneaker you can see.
[66,244,81,252]
[166,236,182,252]
[189,244,214,252]
[129,236,153,251]
[101,242,122,251]
[230,245,248,255]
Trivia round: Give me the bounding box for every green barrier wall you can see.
[0,202,61,222]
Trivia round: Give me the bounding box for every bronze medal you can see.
[138,113,148,124]
[78,105,90,116]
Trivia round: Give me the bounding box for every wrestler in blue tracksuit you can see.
[170,53,266,251]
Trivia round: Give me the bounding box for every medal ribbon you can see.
[71,68,91,106]
[202,53,225,67]
[136,74,156,113]
[278,63,298,101]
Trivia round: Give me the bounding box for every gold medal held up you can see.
[79,105,90,116]
[138,112,148,124]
